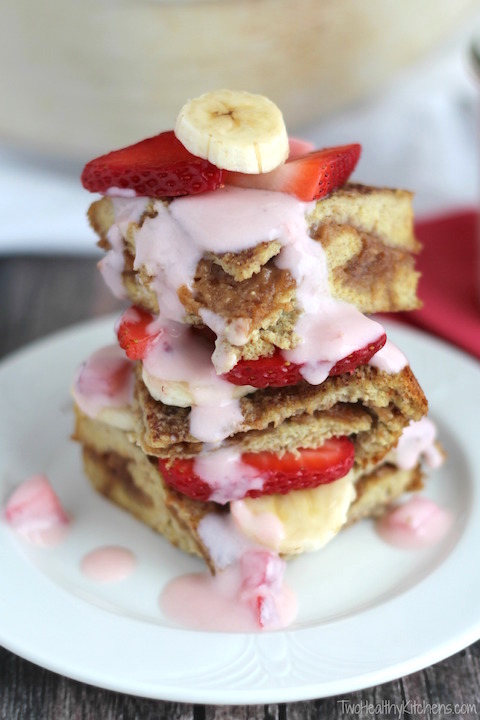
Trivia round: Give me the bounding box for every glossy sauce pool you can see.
[376,497,453,550]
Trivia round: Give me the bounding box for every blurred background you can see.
[0,0,480,254]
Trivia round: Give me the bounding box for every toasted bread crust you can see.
[88,183,420,364]
[79,183,431,573]
[75,409,424,571]
[133,364,427,470]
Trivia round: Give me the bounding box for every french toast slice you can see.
[74,406,424,571]
[133,363,428,471]
[89,184,420,366]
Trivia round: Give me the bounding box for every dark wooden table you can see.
[1,255,480,720]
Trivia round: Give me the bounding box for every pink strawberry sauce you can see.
[376,497,453,550]
[4,474,70,547]
[141,318,250,444]
[160,549,297,632]
[105,186,386,381]
[80,546,137,583]
[72,345,134,419]
[99,186,394,446]
[390,417,444,471]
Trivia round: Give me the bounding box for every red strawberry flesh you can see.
[223,334,386,388]
[224,143,361,201]
[116,306,162,360]
[158,437,354,503]
[81,130,224,198]
[329,333,387,375]
[223,350,303,388]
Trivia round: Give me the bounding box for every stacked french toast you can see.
[73,90,440,579]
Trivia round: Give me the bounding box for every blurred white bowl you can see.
[1,0,478,160]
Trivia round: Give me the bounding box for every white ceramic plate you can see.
[0,316,479,704]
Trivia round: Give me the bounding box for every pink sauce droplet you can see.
[160,550,297,632]
[376,497,453,550]
[80,546,136,583]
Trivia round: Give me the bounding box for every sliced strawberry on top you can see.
[158,437,354,503]
[223,334,387,388]
[224,143,361,202]
[115,306,162,360]
[81,130,225,198]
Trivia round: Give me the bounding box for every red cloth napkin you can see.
[390,210,480,360]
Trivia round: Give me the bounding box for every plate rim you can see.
[0,315,480,704]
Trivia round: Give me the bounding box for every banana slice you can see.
[230,473,357,555]
[175,89,289,174]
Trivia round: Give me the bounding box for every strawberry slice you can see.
[223,350,303,388]
[329,333,387,375]
[223,334,387,388]
[81,130,224,198]
[224,143,361,201]
[115,306,162,360]
[158,437,354,502]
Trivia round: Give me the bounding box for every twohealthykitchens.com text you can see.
[336,699,478,717]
